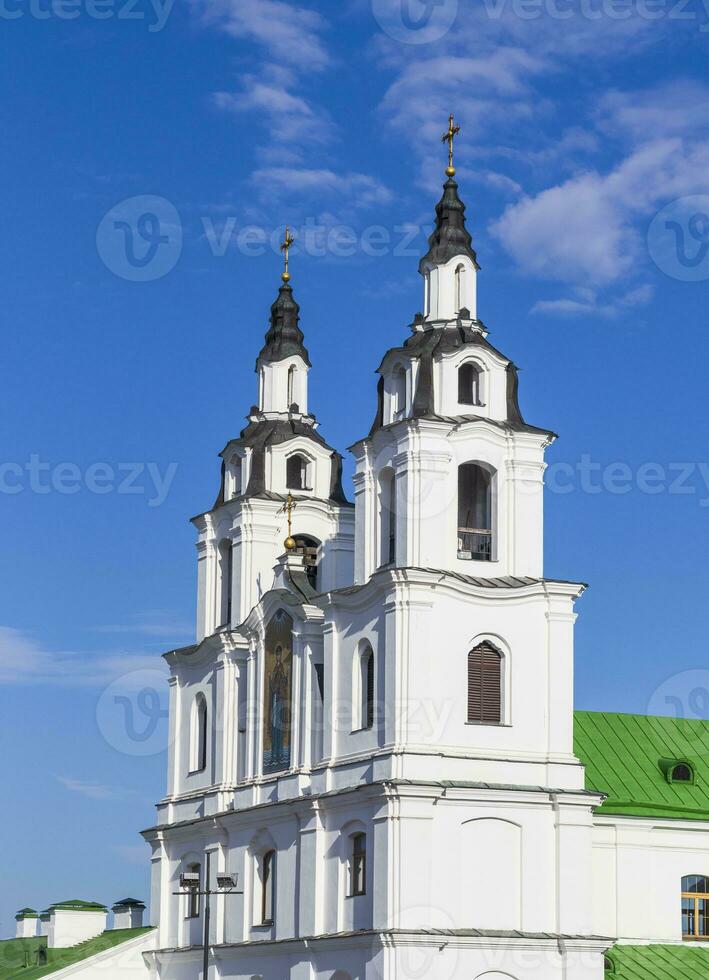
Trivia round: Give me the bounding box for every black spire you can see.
[256,282,311,369]
[419,177,480,273]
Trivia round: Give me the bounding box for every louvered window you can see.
[467,642,502,724]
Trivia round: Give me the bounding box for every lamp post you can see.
[174,852,243,980]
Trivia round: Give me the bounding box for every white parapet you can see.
[112,899,146,931]
[15,909,39,939]
[46,901,108,949]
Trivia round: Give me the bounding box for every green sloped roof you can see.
[607,943,709,978]
[0,928,153,980]
[575,711,709,821]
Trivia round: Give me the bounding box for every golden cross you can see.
[280,226,295,283]
[279,492,297,550]
[441,113,461,177]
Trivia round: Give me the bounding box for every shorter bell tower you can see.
[192,235,354,639]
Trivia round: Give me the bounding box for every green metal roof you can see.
[606,943,709,978]
[0,928,153,980]
[575,711,709,821]
[47,900,107,914]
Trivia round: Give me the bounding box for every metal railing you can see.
[457,528,493,561]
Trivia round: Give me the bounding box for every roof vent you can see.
[660,759,695,784]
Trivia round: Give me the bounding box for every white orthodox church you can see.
[10,135,709,980]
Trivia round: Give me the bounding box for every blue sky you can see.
[2,0,709,938]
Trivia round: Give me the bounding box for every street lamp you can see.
[174,854,243,979]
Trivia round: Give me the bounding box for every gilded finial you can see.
[441,113,461,177]
[280,226,295,283]
[280,492,298,551]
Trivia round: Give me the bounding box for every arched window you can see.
[185,862,201,919]
[286,453,310,491]
[604,956,615,973]
[391,365,406,422]
[261,850,275,925]
[670,763,694,783]
[455,264,464,312]
[348,833,366,897]
[458,463,493,561]
[287,365,297,409]
[467,642,502,725]
[458,362,482,406]
[682,875,709,939]
[228,455,242,499]
[218,539,233,626]
[379,469,396,567]
[190,693,208,773]
[293,535,319,590]
[355,644,374,731]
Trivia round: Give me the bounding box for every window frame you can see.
[458,360,484,408]
[286,452,312,492]
[467,641,504,726]
[260,850,276,926]
[348,832,367,898]
[457,461,495,562]
[185,863,201,920]
[682,875,709,940]
[189,693,209,774]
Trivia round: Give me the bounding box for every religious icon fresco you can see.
[263,609,293,774]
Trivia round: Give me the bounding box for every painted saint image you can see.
[263,610,293,773]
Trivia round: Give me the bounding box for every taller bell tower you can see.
[352,123,554,584]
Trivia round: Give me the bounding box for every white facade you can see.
[47,908,108,949]
[137,169,709,980]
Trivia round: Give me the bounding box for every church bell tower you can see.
[192,230,355,639]
[352,117,555,584]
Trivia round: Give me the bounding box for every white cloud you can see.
[256,167,392,208]
[531,283,655,318]
[597,81,709,143]
[92,611,193,640]
[213,77,333,146]
[492,137,709,287]
[191,0,330,70]
[0,625,167,687]
[56,777,130,801]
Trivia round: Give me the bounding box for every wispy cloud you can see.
[91,611,192,641]
[213,77,334,147]
[255,167,392,209]
[190,0,331,70]
[492,136,709,289]
[531,284,654,319]
[0,625,168,687]
[56,776,132,801]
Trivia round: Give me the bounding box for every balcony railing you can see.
[457,527,493,561]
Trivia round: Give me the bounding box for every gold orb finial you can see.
[441,114,461,178]
[284,535,297,552]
